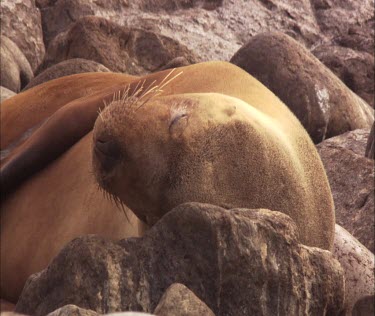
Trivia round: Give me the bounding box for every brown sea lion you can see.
[1,62,334,303]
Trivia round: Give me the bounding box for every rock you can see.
[312,45,374,108]
[23,59,110,91]
[1,87,16,103]
[352,295,375,316]
[230,32,374,143]
[153,283,215,316]
[333,224,374,315]
[37,16,198,75]
[46,305,98,316]
[317,129,375,252]
[16,203,345,316]
[365,122,374,159]
[36,0,325,63]
[0,36,34,92]
[0,0,45,71]
[310,0,374,55]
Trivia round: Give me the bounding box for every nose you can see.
[94,136,122,172]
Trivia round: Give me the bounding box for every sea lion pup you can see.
[1,62,334,303]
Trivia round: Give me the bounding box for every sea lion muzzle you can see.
[94,137,122,172]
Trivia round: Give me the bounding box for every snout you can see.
[93,135,122,172]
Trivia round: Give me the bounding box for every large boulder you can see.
[15,203,345,316]
[1,36,33,92]
[230,32,374,143]
[37,16,198,75]
[0,0,45,72]
[317,129,375,252]
[365,122,374,159]
[312,45,374,108]
[24,59,110,91]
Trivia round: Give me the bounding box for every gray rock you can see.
[37,16,198,75]
[0,36,33,92]
[1,86,16,103]
[24,59,110,91]
[317,129,375,252]
[153,283,215,316]
[0,0,45,71]
[230,32,374,143]
[333,224,374,315]
[16,203,345,316]
[46,305,98,316]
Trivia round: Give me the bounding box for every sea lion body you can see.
[1,62,335,303]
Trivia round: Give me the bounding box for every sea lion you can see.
[1,61,334,303]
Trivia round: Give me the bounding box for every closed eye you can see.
[169,113,188,130]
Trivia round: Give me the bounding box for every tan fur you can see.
[1,61,334,303]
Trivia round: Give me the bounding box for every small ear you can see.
[169,113,189,138]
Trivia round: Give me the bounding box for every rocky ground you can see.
[1,0,374,315]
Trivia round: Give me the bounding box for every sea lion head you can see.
[92,84,334,251]
[92,92,245,225]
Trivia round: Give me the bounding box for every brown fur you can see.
[1,61,334,303]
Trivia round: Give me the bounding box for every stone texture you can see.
[312,45,374,108]
[365,122,374,160]
[0,87,16,104]
[230,32,374,143]
[352,295,375,316]
[333,224,374,315]
[24,59,110,91]
[317,129,375,252]
[1,36,34,93]
[36,0,328,63]
[310,0,374,55]
[0,0,45,72]
[153,283,215,316]
[15,203,345,316]
[37,16,198,75]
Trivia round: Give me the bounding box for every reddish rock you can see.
[15,203,345,316]
[37,16,198,75]
[230,32,374,143]
[0,0,45,72]
[317,129,374,252]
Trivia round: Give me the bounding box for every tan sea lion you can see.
[1,62,335,304]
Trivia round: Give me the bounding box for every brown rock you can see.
[37,16,198,75]
[153,283,215,316]
[365,122,374,159]
[24,59,110,91]
[333,224,374,315]
[317,129,375,252]
[36,0,324,63]
[312,44,374,108]
[230,32,374,143]
[310,0,374,55]
[16,203,345,316]
[0,87,16,104]
[0,0,45,72]
[37,0,129,46]
[0,36,34,92]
